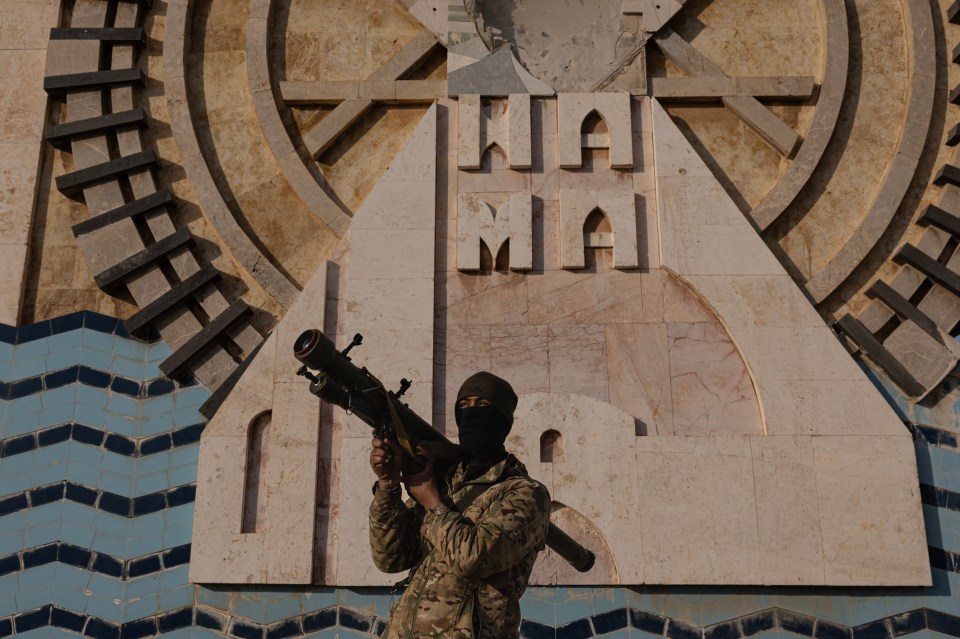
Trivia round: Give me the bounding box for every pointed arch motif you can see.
[560,190,638,269]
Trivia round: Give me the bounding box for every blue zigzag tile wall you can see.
[1,311,960,639]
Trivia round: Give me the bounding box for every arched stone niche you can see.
[507,392,641,584]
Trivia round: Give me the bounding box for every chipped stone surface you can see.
[474,0,646,92]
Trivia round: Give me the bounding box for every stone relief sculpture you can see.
[186,0,928,583]
[38,0,947,589]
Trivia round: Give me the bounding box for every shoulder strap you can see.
[451,455,529,512]
[453,482,491,513]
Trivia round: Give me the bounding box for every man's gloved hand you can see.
[370,429,402,490]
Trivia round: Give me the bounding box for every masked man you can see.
[368,372,551,639]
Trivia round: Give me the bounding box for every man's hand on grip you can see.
[370,430,402,490]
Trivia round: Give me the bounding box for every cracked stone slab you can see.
[474,0,645,92]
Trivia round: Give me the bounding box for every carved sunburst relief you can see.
[44,0,946,588]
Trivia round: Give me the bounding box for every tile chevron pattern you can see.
[1,313,960,638]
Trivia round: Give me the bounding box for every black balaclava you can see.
[454,372,518,465]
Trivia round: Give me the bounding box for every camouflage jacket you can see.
[369,454,551,639]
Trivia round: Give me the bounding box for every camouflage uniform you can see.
[370,454,551,639]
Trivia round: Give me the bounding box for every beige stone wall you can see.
[190,95,928,586]
[14,0,949,590]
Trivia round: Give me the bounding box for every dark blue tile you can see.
[132,493,166,516]
[157,607,193,632]
[161,544,191,569]
[920,484,950,508]
[121,617,157,639]
[177,375,199,388]
[195,608,225,631]
[91,552,123,578]
[779,611,816,636]
[65,482,98,506]
[16,320,51,343]
[29,483,65,507]
[2,433,36,457]
[929,547,954,573]
[104,434,136,456]
[139,434,172,455]
[38,423,72,446]
[630,609,667,634]
[668,619,702,639]
[0,617,11,638]
[852,620,890,639]
[166,484,196,507]
[266,619,301,639]
[23,543,59,568]
[72,424,105,446]
[98,492,131,517]
[0,554,21,576]
[706,621,741,639]
[521,619,557,639]
[741,611,776,637]
[0,323,15,344]
[58,544,92,569]
[940,429,959,448]
[78,365,111,389]
[926,610,960,637]
[919,484,941,507]
[916,425,946,447]
[0,493,28,516]
[302,609,336,632]
[45,366,80,390]
[127,554,162,578]
[9,376,42,399]
[557,618,593,639]
[110,376,141,397]
[591,609,627,634]
[84,312,121,335]
[113,321,131,339]
[887,611,923,638]
[376,620,387,637]
[230,618,265,639]
[50,312,85,334]
[171,423,204,446]
[146,378,175,396]
[14,606,51,633]
[947,491,960,513]
[85,617,121,639]
[339,608,373,632]
[51,607,86,632]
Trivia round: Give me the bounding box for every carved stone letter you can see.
[457,192,534,271]
[457,94,532,170]
[558,92,634,169]
[560,189,638,269]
